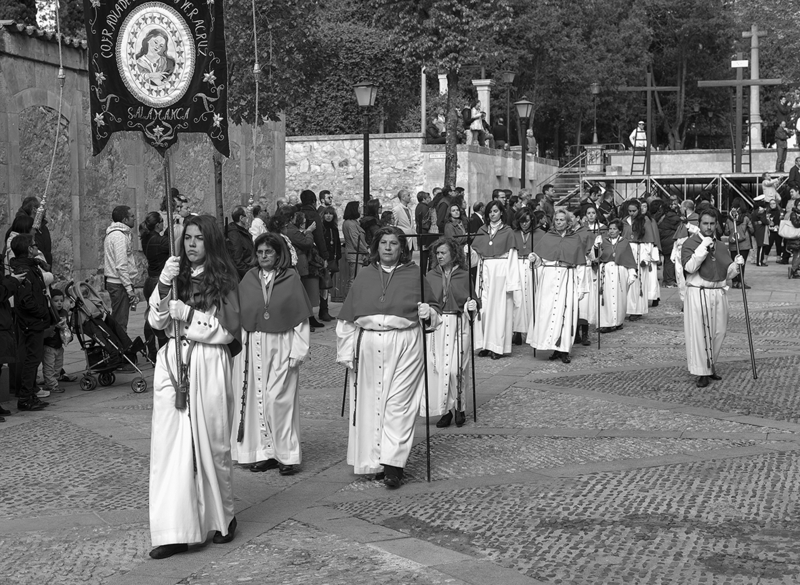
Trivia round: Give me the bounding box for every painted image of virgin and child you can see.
[135,28,176,88]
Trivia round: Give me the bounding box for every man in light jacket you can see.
[104,205,138,332]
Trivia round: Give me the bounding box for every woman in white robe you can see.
[528,210,587,363]
[622,199,659,320]
[591,219,637,332]
[511,209,538,346]
[421,237,477,428]
[147,215,242,560]
[473,200,520,359]
[336,226,440,489]
[231,233,312,476]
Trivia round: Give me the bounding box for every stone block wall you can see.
[285,133,425,216]
[285,133,560,217]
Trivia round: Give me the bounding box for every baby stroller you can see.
[64,280,149,393]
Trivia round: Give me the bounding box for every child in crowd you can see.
[41,289,73,394]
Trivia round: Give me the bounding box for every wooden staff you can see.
[466,228,478,422]
[731,213,758,379]
[162,151,189,410]
[418,256,432,482]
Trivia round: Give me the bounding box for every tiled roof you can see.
[0,20,87,50]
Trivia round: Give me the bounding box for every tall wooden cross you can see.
[617,70,679,174]
[698,52,782,173]
[743,25,767,149]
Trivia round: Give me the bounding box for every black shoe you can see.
[743,284,751,289]
[0,416,5,422]
[598,327,614,334]
[374,471,385,481]
[213,517,237,544]
[436,412,453,428]
[629,315,641,321]
[478,349,490,357]
[512,332,522,346]
[318,298,333,322]
[710,373,722,381]
[0,405,10,416]
[696,376,709,388]
[777,259,788,265]
[549,351,560,361]
[615,324,624,330]
[309,317,325,328]
[250,458,279,472]
[17,398,47,411]
[455,411,466,427]
[278,463,296,476]
[383,465,403,489]
[490,352,502,360]
[149,543,188,559]
[651,299,659,307]
[560,353,571,364]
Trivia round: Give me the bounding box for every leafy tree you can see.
[225,0,321,125]
[369,0,515,186]
[646,0,737,149]
[1,0,37,24]
[285,20,419,136]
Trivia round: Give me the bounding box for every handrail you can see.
[536,151,587,192]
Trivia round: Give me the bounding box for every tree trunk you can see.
[444,68,459,188]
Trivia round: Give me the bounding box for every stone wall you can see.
[0,24,284,289]
[285,133,560,216]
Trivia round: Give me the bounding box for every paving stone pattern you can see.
[0,416,149,519]
[180,519,467,585]
[544,355,800,423]
[477,387,789,433]
[343,435,769,488]
[337,451,800,584]
[2,285,800,585]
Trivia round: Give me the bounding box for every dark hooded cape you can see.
[339,262,440,322]
[238,267,313,333]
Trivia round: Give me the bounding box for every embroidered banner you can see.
[84,0,229,156]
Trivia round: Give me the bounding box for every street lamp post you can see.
[514,97,534,190]
[693,102,700,149]
[501,70,515,147]
[354,81,378,209]
[590,82,600,144]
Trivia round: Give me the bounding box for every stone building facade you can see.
[0,23,284,287]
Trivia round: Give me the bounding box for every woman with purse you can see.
[319,206,342,321]
[778,198,800,278]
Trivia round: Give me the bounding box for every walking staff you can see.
[466,228,478,422]
[418,256,433,482]
[730,209,758,380]
[342,233,365,417]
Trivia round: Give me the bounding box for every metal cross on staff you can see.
[697,52,782,173]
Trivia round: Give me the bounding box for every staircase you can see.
[552,171,582,208]
[541,151,586,209]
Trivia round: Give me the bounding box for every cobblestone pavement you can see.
[1,272,799,585]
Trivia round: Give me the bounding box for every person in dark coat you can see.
[9,234,53,411]
[0,270,25,421]
[319,205,341,321]
[650,199,681,287]
[225,206,255,280]
[299,190,330,325]
[751,199,770,266]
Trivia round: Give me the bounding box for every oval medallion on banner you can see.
[116,2,196,108]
